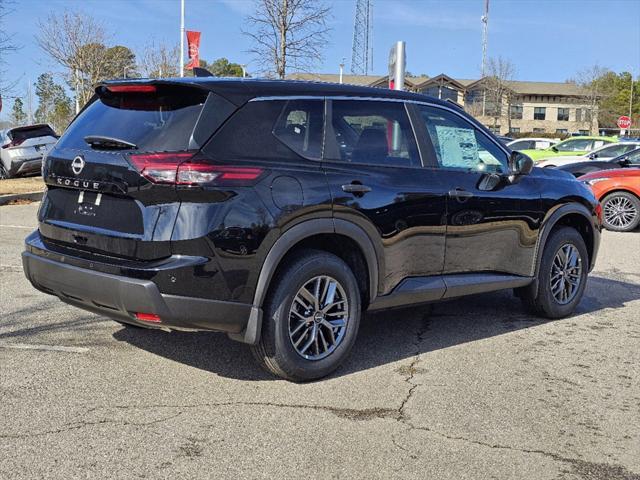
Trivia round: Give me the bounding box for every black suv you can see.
[23,79,601,381]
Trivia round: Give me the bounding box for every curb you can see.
[0,191,44,206]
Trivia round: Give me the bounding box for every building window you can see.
[510,105,523,119]
[576,108,592,122]
[533,128,545,133]
[556,129,568,134]
[534,107,546,120]
[509,127,520,133]
[578,129,589,135]
[557,108,569,121]
[487,125,501,134]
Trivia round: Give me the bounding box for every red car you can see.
[580,168,640,232]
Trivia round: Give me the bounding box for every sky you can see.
[1,0,639,120]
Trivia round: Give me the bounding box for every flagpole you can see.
[180,0,185,77]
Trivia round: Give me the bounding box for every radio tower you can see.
[351,0,373,75]
[481,0,489,77]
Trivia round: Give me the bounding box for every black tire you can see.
[518,226,588,319]
[601,192,640,232]
[0,163,10,180]
[251,249,361,382]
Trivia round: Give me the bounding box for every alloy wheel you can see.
[550,243,583,305]
[603,196,638,229]
[288,275,349,360]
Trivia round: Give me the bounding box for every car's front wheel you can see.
[0,163,10,180]
[518,226,588,319]
[601,191,640,232]
[251,249,361,382]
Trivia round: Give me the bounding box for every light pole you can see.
[629,71,634,134]
[241,65,247,78]
[179,0,185,77]
[339,60,345,84]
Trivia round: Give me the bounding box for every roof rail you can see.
[193,67,214,78]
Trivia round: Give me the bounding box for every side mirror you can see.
[509,151,534,176]
[588,153,596,159]
[618,156,631,166]
[551,146,558,152]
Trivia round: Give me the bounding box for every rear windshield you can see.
[57,86,207,152]
[10,125,56,142]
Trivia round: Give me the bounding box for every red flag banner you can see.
[185,31,201,70]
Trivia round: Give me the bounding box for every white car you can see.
[537,142,640,168]
[507,138,558,151]
[0,124,58,178]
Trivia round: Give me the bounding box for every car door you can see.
[410,103,544,277]
[323,99,448,295]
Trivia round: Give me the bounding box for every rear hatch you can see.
[39,82,236,260]
[3,124,57,160]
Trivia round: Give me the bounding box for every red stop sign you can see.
[617,116,632,129]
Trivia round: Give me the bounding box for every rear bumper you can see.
[22,249,255,335]
[8,157,42,176]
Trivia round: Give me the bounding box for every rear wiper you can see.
[84,135,137,150]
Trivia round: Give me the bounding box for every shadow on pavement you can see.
[110,275,640,381]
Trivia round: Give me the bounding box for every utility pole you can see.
[351,0,372,75]
[629,72,634,128]
[339,58,345,84]
[481,0,489,77]
[180,0,185,77]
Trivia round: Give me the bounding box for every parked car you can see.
[580,168,640,232]
[0,124,58,178]
[507,138,558,151]
[537,141,640,168]
[22,79,601,381]
[519,136,617,162]
[558,147,640,177]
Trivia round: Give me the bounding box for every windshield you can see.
[57,88,207,152]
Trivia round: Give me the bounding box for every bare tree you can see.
[0,0,20,96]
[243,0,331,79]
[138,41,180,78]
[484,56,516,133]
[573,64,609,134]
[35,10,111,106]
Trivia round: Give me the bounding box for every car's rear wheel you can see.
[251,249,361,382]
[518,226,588,319]
[0,163,10,179]
[601,192,640,232]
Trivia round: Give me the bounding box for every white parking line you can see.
[0,225,34,229]
[0,343,89,353]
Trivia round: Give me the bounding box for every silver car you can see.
[0,124,58,178]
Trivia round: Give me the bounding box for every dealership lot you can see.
[1,203,639,479]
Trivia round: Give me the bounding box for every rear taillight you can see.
[106,85,157,94]
[2,138,25,149]
[128,152,264,186]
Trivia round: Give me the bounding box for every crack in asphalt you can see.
[389,311,640,480]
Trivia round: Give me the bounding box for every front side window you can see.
[557,108,569,121]
[594,144,635,158]
[418,105,508,174]
[510,140,533,150]
[327,100,420,167]
[626,149,640,165]
[534,107,546,120]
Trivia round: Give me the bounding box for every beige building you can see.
[287,73,598,136]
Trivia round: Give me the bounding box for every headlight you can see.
[582,178,608,186]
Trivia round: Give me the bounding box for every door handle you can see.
[448,188,474,198]
[342,183,372,194]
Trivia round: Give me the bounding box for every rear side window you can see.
[57,86,208,152]
[204,99,324,161]
[327,100,420,167]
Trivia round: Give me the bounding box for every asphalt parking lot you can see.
[1,202,639,479]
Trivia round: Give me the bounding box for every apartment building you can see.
[288,73,598,136]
